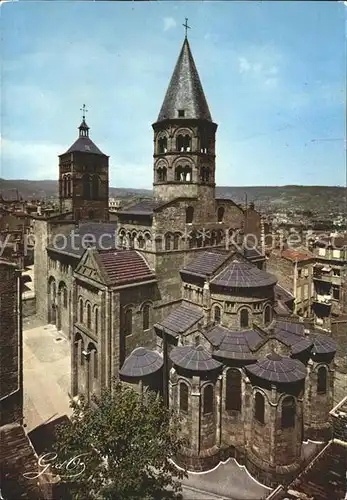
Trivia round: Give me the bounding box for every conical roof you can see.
[157,38,212,122]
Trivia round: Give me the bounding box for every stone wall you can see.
[331,316,347,404]
[0,261,22,426]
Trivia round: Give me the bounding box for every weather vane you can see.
[183,18,191,38]
[80,104,88,121]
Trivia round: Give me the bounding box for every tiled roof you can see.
[205,325,262,360]
[157,38,213,122]
[211,260,277,288]
[311,333,337,355]
[47,222,118,257]
[98,250,155,286]
[243,247,263,260]
[275,284,294,303]
[287,440,347,500]
[64,136,105,155]
[274,301,292,316]
[154,305,203,337]
[281,248,314,262]
[181,250,229,277]
[271,320,312,355]
[0,424,44,499]
[119,347,163,377]
[245,353,307,383]
[118,199,162,215]
[170,345,222,372]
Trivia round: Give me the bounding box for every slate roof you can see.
[98,250,155,286]
[170,345,222,372]
[47,222,118,257]
[118,199,162,215]
[286,440,347,500]
[119,347,163,377]
[63,120,106,156]
[243,247,263,260]
[0,424,44,499]
[245,353,307,383]
[271,320,313,354]
[274,301,292,316]
[154,304,203,337]
[210,260,277,288]
[205,325,262,361]
[157,38,213,122]
[311,333,337,355]
[275,284,295,303]
[64,136,105,155]
[180,250,229,278]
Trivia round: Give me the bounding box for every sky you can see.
[1,1,346,188]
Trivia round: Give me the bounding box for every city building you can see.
[32,33,337,490]
[266,248,315,317]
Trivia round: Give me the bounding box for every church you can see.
[33,32,336,488]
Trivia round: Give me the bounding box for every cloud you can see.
[163,17,176,32]
[1,136,64,179]
[238,56,279,88]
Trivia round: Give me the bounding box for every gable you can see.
[75,249,105,284]
[254,337,291,358]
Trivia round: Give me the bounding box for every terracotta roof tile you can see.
[281,249,314,262]
[98,250,155,286]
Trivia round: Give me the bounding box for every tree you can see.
[54,383,187,500]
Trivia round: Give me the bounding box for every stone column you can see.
[216,375,222,447]
[269,385,277,467]
[191,375,201,455]
[203,280,211,326]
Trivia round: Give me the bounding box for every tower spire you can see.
[79,104,89,138]
[183,18,191,39]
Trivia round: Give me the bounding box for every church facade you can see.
[33,35,336,488]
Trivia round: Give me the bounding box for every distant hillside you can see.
[0,178,345,214]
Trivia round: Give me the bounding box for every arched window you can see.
[165,233,172,251]
[175,165,183,181]
[124,309,133,336]
[143,304,150,331]
[67,176,72,197]
[95,308,99,335]
[214,305,221,324]
[240,308,249,328]
[63,287,68,308]
[217,206,225,223]
[200,167,210,183]
[82,174,91,199]
[203,385,213,415]
[281,396,296,428]
[184,165,192,182]
[87,303,91,329]
[186,206,194,224]
[173,233,179,250]
[254,392,265,424]
[264,305,272,325]
[180,383,188,413]
[158,136,167,154]
[88,209,94,220]
[226,369,242,411]
[176,134,191,152]
[94,349,98,379]
[92,175,99,199]
[63,176,68,197]
[317,366,327,394]
[79,299,83,323]
[137,235,145,249]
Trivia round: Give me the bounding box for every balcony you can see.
[314,293,332,305]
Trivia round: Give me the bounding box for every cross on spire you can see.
[183,18,191,38]
[80,104,88,121]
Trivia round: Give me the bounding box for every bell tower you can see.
[59,105,109,221]
[152,25,217,204]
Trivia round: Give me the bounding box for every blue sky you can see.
[1,1,346,188]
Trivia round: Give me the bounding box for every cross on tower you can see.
[183,18,191,38]
[80,104,88,121]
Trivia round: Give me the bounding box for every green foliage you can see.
[54,383,187,500]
